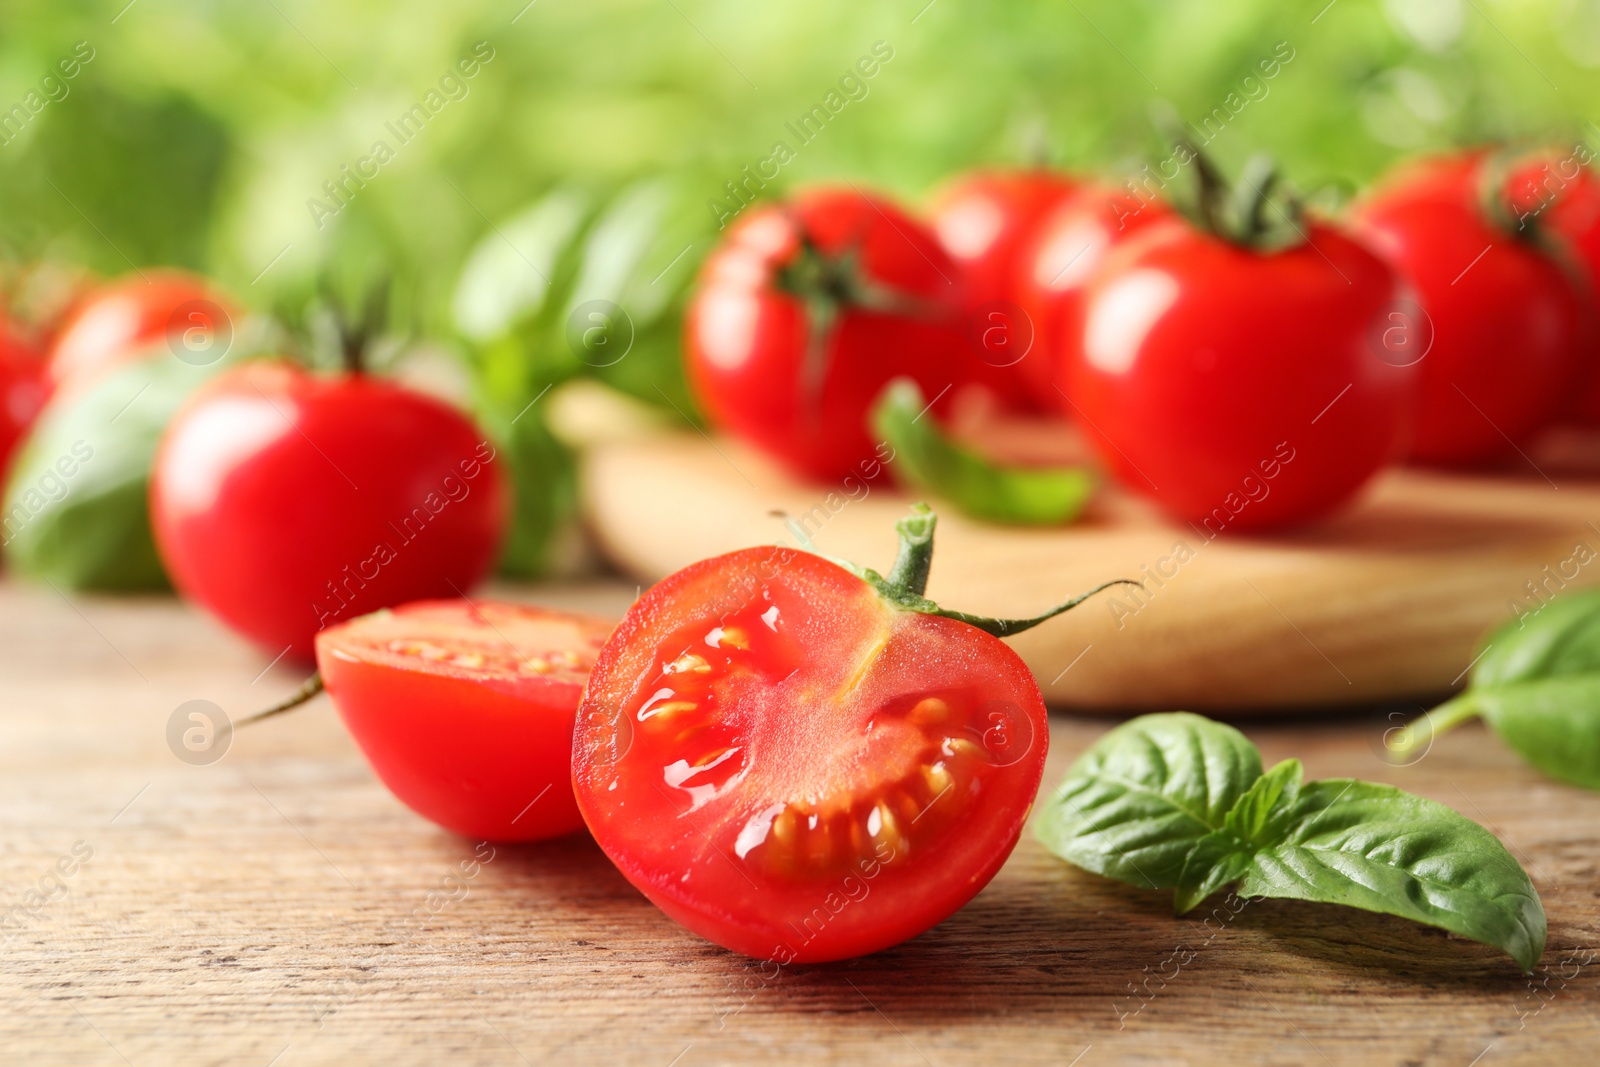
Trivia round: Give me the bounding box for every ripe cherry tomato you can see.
[1068,216,1414,530]
[1507,149,1600,422]
[316,599,613,841]
[0,320,48,482]
[684,187,968,483]
[151,361,509,661]
[49,270,234,393]
[1354,154,1591,465]
[1018,184,1174,410]
[930,169,1080,411]
[573,507,1107,963]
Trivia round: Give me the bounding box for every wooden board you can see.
[2,576,1597,1065]
[581,433,1600,712]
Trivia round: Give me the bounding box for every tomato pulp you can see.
[317,600,613,841]
[151,361,509,660]
[573,509,1102,962]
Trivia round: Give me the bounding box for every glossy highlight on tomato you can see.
[1068,217,1414,529]
[151,360,509,660]
[317,599,613,840]
[48,270,234,393]
[572,530,1053,963]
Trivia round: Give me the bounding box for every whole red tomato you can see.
[0,320,48,482]
[49,270,235,393]
[1018,183,1175,411]
[1068,214,1414,530]
[1506,147,1600,422]
[930,169,1080,410]
[684,187,968,483]
[1354,153,1591,464]
[316,599,613,841]
[573,506,1103,962]
[151,361,509,660]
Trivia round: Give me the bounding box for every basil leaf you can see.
[1221,780,1545,973]
[3,347,236,590]
[1034,712,1262,889]
[1472,677,1600,790]
[1045,713,1547,972]
[871,378,1095,526]
[1418,590,1600,789]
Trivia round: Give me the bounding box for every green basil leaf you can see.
[1473,589,1600,686]
[1419,590,1600,789]
[1174,758,1303,912]
[1034,712,1262,889]
[871,378,1095,526]
[1224,779,1546,973]
[3,347,237,590]
[1472,677,1600,790]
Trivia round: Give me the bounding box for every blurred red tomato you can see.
[685,187,968,482]
[1354,153,1591,465]
[0,320,48,481]
[151,361,509,661]
[1018,184,1175,412]
[1068,217,1414,530]
[49,270,235,393]
[931,169,1080,410]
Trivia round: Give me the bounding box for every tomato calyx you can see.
[1169,140,1305,253]
[811,502,1139,636]
[775,232,944,405]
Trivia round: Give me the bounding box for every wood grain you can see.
[582,434,1600,712]
[1,577,1596,1065]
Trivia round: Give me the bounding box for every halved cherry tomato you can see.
[931,169,1081,411]
[151,360,509,660]
[572,507,1108,962]
[1354,153,1591,464]
[684,187,968,483]
[316,599,613,841]
[1018,184,1174,411]
[48,269,234,393]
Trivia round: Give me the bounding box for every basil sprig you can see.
[1415,590,1600,789]
[870,378,1095,526]
[1036,713,1547,972]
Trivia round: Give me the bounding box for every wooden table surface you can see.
[3,576,1597,1066]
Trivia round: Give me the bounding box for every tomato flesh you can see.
[317,599,613,841]
[572,546,1047,963]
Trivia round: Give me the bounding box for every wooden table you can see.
[2,576,1596,1066]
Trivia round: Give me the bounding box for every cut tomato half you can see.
[315,599,614,841]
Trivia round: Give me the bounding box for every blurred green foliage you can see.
[3,0,1599,574]
[2,0,1597,329]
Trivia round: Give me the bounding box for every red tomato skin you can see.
[0,322,48,482]
[1018,184,1175,411]
[47,270,234,393]
[1508,154,1600,422]
[1354,156,1591,464]
[1068,219,1414,530]
[931,170,1081,411]
[572,545,1048,963]
[151,361,509,661]
[684,187,967,482]
[315,601,609,841]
